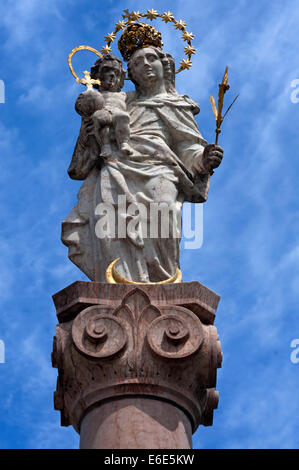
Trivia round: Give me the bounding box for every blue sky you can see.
[0,0,298,449]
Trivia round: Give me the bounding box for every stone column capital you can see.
[52,281,222,439]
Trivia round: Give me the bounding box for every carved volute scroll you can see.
[147,306,204,359]
[72,306,127,358]
[52,283,222,433]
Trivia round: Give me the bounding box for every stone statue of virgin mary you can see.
[62,22,223,283]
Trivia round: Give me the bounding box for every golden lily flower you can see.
[122,9,131,20]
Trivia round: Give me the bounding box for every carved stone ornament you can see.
[52,281,222,433]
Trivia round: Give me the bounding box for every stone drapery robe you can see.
[62,91,210,282]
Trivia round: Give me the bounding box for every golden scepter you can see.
[210,66,239,145]
[209,66,239,175]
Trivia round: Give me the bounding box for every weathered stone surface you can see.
[79,398,193,449]
[52,280,220,324]
[52,281,222,447]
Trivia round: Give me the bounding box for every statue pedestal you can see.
[51,281,222,449]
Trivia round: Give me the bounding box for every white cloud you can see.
[0,0,64,48]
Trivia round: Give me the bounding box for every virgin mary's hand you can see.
[82,117,95,136]
[202,144,223,171]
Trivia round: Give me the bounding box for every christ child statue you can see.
[75,53,133,158]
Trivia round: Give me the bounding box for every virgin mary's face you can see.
[130,47,164,87]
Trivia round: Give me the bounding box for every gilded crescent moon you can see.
[105,258,182,284]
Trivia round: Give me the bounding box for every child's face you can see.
[98,60,122,92]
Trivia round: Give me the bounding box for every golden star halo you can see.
[146,9,158,20]
[174,20,186,30]
[162,11,174,23]
[116,20,127,30]
[104,32,116,42]
[179,58,192,70]
[100,45,112,54]
[102,9,197,74]
[182,31,195,42]
[131,10,143,21]
[184,45,196,55]
[68,10,198,81]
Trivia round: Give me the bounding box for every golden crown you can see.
[118,21,163,62]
